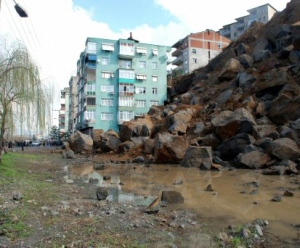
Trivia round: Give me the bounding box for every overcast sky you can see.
[0,0,290,101]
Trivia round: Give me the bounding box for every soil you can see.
[0,146,299,248]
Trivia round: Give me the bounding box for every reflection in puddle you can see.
[67,162,300,240]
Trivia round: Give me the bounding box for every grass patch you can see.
[0,152,62,241]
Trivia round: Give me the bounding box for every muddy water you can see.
[68,162,300,240]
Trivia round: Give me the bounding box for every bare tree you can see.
[0,36,49,150]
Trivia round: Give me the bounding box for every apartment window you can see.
[135,87,146,95]
[152,88,158,95]
[136,100,146,108]
[86,42,96,54]
[152,75,158,82]
[101,57,109,65]
[85,110,95,120]
[102,43,114,52]
[150,100,159,106]
[101,112,114,121]
[152,62,157,70]
[119,97,134,107]
[152,48,158,56]
[87,97,96,105]
[192,49,196,54]
[136,47,147,55]
[119,59,132,69]
[86,82,95,95]
[136,74,146,80]
[192,58,197,63]
[120,43,134,56]
[139,61,146,68]
[119,83,134,96]
[101,85,114,93]
[102,71,113,78]
[119,69,135,79]
[101,98,114,106]
[118,111,134,122]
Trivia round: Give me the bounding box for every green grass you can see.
[0,152,59,240]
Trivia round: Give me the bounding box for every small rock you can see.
[271,195,281,202]
[205,184,214,191]
[283,190,294,197]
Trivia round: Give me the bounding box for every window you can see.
[119,69,135,79]
[152,48,158,56]
[152,62,157,70]
[120,42,134,56]
[86,42,96,54]
[101,85,114,93]
[86,82,95,95]
[118,111,134,123]
[150,100,159,106]
[101,98,114,106]
[139,61,146,68]
[101,57,109,65]
[119,97,134,107]
[102,43,114,51]
[119,83,135,96]
[152,88,158,95]
[85,110,95,120]
[135,87,146,95]
[101,112,114,120]
[119,60,132,69]
[136,47,147,55]
[102,71,114,78]
[136,74,146,80]
[136,100,146,108]
[152,76,158,82]
[192,58,197,63]
[87,97,96,105]
[192,49,196,54]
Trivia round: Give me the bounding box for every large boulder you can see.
[68,131,93,154]
[154,132,188,164]
[119,115,154,145]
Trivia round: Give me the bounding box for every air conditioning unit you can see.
[109,92,114,95]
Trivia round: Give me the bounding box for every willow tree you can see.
[0,37,48,149]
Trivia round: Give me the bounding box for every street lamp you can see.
[13,0,28,17]
[0,0,28,17]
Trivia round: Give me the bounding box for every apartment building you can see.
[59,87,70,139]
[68,76,77,134]
[219,4,277,41]
[73,34,171,134]
[171,29,231,75]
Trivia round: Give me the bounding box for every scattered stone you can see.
[12,191,22,201]
[271,195,282,202]
[283,190,294,196]
[205,184,214,191]
[96,187,108,201]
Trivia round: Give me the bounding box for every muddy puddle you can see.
[66,162,300,240]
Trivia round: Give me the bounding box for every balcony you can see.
[172,55,183,66]
[236,22,245,30]
[172,48,181,57]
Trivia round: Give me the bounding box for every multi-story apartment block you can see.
[59,87,70,139]
[171,29,231,75]
[74,34,171,134]
[219,4,277,41]
[68,76,77,134]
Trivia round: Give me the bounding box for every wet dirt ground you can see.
[68,160,300,242]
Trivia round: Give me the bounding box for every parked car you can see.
[32,141,41,146]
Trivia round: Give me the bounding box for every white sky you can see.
[0,0,290,106]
